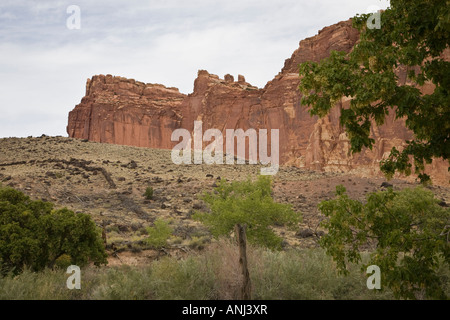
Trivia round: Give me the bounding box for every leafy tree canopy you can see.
[193,176,301,250]
[319,186,450,299]
[0,186,108,274]
[146,218,173,249]
[299,0,450,183]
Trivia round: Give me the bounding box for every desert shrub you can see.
[319,186,450,300]
[148,256,216,299]
[193,176,301,250]
[143,186,154,200]
[106,225,120,233]
[249,246,394,300]
[0,186,108,275]
[90,265,153,300]
[146,219,173,249]
[168,236,183,245]
[7,240,448,299]
[0,267,70,300]
[187,236,210,250]
[54,254,72,270]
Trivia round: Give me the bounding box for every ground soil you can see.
[1,135,448,265]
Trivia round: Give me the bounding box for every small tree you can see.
[146,219,173,249]
[193,176,301,250]
[0,186,108,274]
[40,208,108,269]
[319,185,450,299]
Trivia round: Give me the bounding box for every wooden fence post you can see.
[102,221,107,247]
[235,223,252,300]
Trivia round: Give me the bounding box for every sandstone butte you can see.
[67,19,449,185]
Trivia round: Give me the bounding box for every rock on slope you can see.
[67,19,449,185]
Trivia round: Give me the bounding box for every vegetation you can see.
[193,176,301,250]
[145,218,173,249]
[299,0,450,183]
[319,186,450,300]
[143,186,154,200]
[0,183,448,300]
[0,186,107,275]
[0,241,408,300]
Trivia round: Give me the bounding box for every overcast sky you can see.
[0,0,390,138]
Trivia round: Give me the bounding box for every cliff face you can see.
[67,75,186,149]
[67,19,449,184]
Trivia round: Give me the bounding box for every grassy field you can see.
[0,240,405,300]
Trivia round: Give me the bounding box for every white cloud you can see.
[0,0,390,138]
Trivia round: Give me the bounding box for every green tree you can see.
[40,208,108,269]
[299,0,450,183]
[319,186,450,299]
[193,176,301,250]
[146,219,173,249]
[0,187,108,274]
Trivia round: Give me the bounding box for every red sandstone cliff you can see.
[67,19,449,185]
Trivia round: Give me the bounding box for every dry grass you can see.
[0,239,415,300]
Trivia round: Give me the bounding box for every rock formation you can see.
[67,19,449,185]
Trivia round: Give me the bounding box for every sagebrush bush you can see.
[2,239,448,300]
[90,266,153,300]
[148,256,216,299]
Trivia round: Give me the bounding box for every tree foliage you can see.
[193,176,301,250]
[299,0,450,183]
[146,218,173,249]
[319,185,450,299]
[0,186,108,274]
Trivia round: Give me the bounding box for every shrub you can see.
[9,241,447,300]
[319,185,450,300]
[148,256,216,299]
[187,236,210,250]
[0,186,108,274]
[146,219,173,249]
[91,265,154,300]
[144,186,154,200]
[193,176,301,250]
[54,254,72,270]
